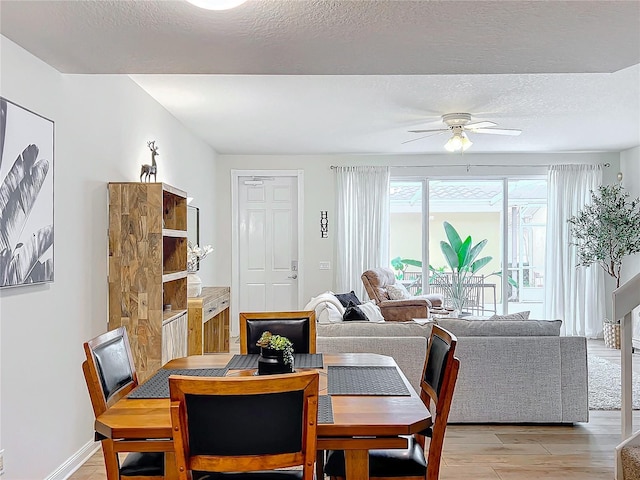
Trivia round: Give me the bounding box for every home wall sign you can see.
[320,211,328,238]
[0,97,55,288]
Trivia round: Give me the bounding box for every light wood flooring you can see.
[70,339,638,480]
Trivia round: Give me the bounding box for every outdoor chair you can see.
[323,324,460,480]
[239,310,316,354]
[169,371,319,480]
[82,327,169,480]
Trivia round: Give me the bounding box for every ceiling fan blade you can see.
[465,121,497,129]
[407,128,448,134]
[471,127,522,136]
[401,131,447,144]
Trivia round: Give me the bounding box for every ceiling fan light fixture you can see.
[185,0,248,10]
[444,129,472,152]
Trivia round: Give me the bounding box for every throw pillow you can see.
[333,290,362,307]
[357,300,385,322]
[343,301,368,321]
[488,311,530,321]
[387,282,411,300]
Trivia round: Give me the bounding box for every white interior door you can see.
[238,175,299,313]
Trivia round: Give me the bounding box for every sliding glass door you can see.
[428,180,503,315]
[389,180,425,294]
[389,177,546,317]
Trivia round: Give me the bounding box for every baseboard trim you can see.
[45,440,99,480]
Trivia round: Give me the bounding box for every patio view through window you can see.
[389,178,547,317]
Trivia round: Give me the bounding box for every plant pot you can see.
[603,322,621,349]
[258,347,293,375]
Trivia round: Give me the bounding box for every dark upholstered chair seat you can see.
[120,452,165,477]
[324,436,427,477]
[194,470,304,480]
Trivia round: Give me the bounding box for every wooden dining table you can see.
[94,352,431,480]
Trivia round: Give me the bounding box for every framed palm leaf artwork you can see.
[0,97,54,288]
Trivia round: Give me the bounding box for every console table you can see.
[187,286,230,354]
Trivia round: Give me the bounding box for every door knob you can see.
[288,274,298,279]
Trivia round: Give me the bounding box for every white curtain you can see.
[335,166,390,300]
[544,164,605,337]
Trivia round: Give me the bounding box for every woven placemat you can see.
[327,366,411,396]
[225,353,324,370]
[318,395,333,424]
[128,368,228,399]
[295,353,324,369]
[225,354,260,369]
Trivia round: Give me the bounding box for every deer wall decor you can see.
[140,141,159,182]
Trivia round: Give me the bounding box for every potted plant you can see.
[568,183,640,348]
[256,331,294,374]
[391,224,518,314]
[431,222,493,316]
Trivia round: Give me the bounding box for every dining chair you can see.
[239,310,316,354]
[82,327,169,480]
[323,324,460,480]
[169,370,319,480]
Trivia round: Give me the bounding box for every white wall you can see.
[0,36,218,479]
[621,146,640,284]
[215,152,620,332]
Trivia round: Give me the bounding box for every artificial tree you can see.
[568,182,640,339]
[569,183,640,289]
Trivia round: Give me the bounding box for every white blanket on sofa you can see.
[304,292,345,323]
[305,292,384,323]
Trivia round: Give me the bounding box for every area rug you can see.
[588,355,640,410]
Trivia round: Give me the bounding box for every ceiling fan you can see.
[404,113,522,152]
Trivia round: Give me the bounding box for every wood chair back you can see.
[239,310,316,354]
[324,324,459,480]
[169,371,319,480]
[418,324,460,480]
[82,327,168,480]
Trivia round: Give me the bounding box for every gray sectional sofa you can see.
[315,318,589,424]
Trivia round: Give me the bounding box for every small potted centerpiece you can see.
[256,331,294,375]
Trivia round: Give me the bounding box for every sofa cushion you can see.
[343,301,368,321]
[387,282,411,300]
[488,311,530,321]
[317,321,433,339]
[436,318,562,337]
[358,301,385,322]
[333,290,362,307]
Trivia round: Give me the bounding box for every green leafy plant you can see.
[256,331,294,367]
[391,225,518,308]
[431,221,493,312]
[568,183,640,303]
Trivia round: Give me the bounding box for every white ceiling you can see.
[1,0,639,155]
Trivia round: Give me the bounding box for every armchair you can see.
[362,267,443,322]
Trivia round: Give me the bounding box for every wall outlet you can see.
[319,261,331,270]
[0,448,5,475]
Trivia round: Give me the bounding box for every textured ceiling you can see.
[1,0,639,155]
